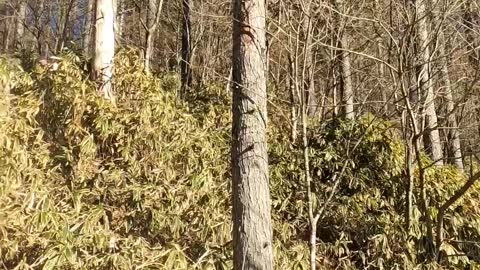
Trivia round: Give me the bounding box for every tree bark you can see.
[92,0,115,101]
[144,0,156,73]
[57,0,76,52]
[116,0,125,41]
[231,0,274,269]
[415,0,443,166]
[303,3,317,117]
[463,1,479,67]
[334,0,354,120]
[440,44,463,172]
[31,1,46,56]
[180,0,192,96]
[374,0,388,114]
[2,5,11,52]
[83,0,95,57]
[144,0,164,74]
[15,0,27,50]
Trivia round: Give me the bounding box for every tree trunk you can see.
[180,0,192,96]
[415,0,443,166]
[31,1,46,56]
[288,54,298,143]
[463,1,479,67]
[303,3,317,117]
[144,0,163,74]
[444,74,464,168]
[374,0,388,113]
[57,0,76,52]
[438,35,463,171]
[116,0,124,41]
[144,0,155,73]
[2,5,11,52]
[15,0,27,50]
[334,0,354,120]
[83,0,95,57]
[231,0,274,268]
[92,0,115,101]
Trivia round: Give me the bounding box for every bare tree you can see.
[15,0,27,50]
[144,0,164,74]
[440,40,464,172]
[56,0,76,52]
[92,0,115,101]
[334,0,354,120]
[231,0,273,268]
[180,0,192,96]
[1,3,12,52]
[414,0,443,166]
[116,0,125,40]
[303,1,317,117]
[83,0,95,57]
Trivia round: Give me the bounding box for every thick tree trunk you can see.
[92,0,115,101]
[144,0,157,73]
[180,0,192,96]
[443,68,463,172]
[144,0,155,73]
[437,30,463,171]
[334,0,354,120]
[231,0,274,269]
[15,0,27,50]
[29,1,44,55]
[144,0,163,74]
[73,0,82,47]
[339,37,354,120]
[374,0,388,113]
[415,0,443,166]
[83,0,95,57]
[2,5,11,52]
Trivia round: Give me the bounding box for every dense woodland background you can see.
[1,0,480,269]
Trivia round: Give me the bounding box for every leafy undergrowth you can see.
[0,50,309,269]
[1,50,480,269]
[1,51,233,269]
[302,116,480,269]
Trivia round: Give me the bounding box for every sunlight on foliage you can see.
[1,50,479,269]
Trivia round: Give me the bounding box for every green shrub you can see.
[0,50,233,269]
[301,115,480,269]
[2,50,480,269]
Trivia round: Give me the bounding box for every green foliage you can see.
[301,116,408,269]
[1,50,480,269]
[301,115,480,269]
[309,114,404,194]
[0,49,311,269]
[423,165,480,267]
[0,50,234,269]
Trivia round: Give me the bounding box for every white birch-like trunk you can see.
[92,0,115,101]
